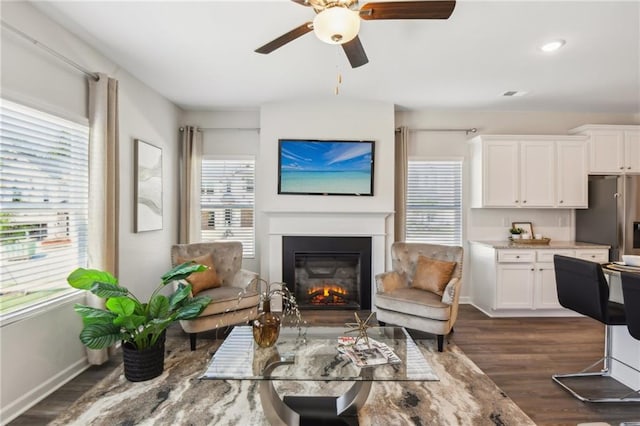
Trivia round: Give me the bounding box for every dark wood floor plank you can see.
[9,305,640,425]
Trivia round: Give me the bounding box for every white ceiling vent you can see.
[502,90,528,97]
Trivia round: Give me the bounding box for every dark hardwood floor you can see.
[10,305,640,425]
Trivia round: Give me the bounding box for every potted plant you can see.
[67,262,212,381]
[509,227,523,240]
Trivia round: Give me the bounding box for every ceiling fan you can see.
[255,0,456,68]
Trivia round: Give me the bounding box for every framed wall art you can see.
[134,139,163,232]
[512,222,533,236]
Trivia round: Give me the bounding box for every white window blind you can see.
[1,99,89,317]
[406,160,462,246]
[201,158,255,258]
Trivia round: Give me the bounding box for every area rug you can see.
[49,332,534,426]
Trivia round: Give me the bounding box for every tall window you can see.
[405,160,462,246]
[0,99,90,318]
[201,157,255,257]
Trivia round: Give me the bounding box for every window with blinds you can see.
[406,160,462,246]
[1,99,89,318]
[201,157,255,258]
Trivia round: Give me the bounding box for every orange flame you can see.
[307,284,348,304]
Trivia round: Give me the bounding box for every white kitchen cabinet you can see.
[470,242,609,317]
[624,130,640,172]
[470,135,587,208]
[575,249,609,263]
[570,125,640,174]
[495,250,562,310]
[496,260,535,309]
[556,140,588,208]
[479,140,519,207]
[520,141,555,207]
[535,262,562,309]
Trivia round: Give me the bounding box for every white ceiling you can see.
[33,0,640,113]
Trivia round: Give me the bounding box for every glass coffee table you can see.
[201,326,438,426]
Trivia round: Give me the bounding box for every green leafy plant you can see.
[67,263,212,350]
[509,227,523,235]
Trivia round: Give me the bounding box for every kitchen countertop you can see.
[469,240,611,249]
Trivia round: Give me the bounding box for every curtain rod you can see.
[180,127,260,132]
[396,127,478,135]
[1,20,100,81]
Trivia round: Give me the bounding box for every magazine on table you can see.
[337,336,401,367]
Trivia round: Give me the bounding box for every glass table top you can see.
[201,326,438,382]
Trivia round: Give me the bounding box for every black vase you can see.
[122,332,166,382]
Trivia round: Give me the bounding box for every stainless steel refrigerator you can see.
[576,175,640,261]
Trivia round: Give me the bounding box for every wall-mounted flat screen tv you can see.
[278,139,375,196]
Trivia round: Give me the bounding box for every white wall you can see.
[0,2,183,422]
[259,99,395,214]
[258,99,396,281]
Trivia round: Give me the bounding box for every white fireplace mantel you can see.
[263,210,394,310]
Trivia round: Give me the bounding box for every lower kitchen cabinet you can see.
[536,262,562,309]
[470,242,609,317]
[496,262,534,308]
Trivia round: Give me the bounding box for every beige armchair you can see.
[375,242,464,352]
[171,241,260,350]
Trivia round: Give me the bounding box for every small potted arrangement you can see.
[250,278,303,348]
[509,226,523,240]
[67,262,212,382]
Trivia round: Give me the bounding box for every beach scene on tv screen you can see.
[280,140,373,195]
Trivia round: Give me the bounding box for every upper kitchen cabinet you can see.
[556,139,588,207]
[570,125,640,174]
[470,135,588,208]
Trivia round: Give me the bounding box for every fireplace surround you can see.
[282,236,372,310]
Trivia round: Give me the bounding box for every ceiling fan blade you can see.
[255,22,313,54]
[342,36,369,68]
[360,1,456,20]
[290,0,311,6]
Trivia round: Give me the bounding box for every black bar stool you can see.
[619,271,640,405]
[552,255,639,402]
[621,272,640,340]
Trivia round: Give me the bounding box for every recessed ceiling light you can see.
[540,39,566,53]
[502,90,528,97]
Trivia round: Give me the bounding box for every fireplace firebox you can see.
[282,236,372,310]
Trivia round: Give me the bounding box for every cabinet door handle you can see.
[531,268,535,271]
[523,200,527,204]
[515,200,519,203]
[628,166,632,170]
[539,268,543,271]
[516,255,520,258]
[620,166,624,170]
[559,200,564,204]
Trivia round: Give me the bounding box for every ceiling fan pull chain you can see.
[335,51,343,95]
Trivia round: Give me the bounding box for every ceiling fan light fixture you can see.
[313,7,360,45]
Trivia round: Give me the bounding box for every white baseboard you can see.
[1,357,89,425]
[468,302,581,318]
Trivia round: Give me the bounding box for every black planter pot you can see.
[122,332,166,382]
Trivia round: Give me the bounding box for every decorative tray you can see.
[509,237,551,245]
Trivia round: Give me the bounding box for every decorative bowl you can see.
[622,255,640,267]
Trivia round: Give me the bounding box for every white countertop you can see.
[469,240,611,250]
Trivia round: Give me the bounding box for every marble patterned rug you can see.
[50,332,534,426]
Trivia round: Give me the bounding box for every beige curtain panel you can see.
[178,126,202,244]
[394,126,408,242]
[87,73,120,365]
